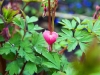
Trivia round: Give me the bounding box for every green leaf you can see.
[20,40,31,48]
[25,53,35,62]
[59,41,67,47]
[13,15,25,29]
[79,35,93,42]
[42,50,55,65]
[60,19,72,29]
[24,48,33,53]
[6,61,20,75]
[33,24,43,30]
[18,48,25,57]
[0,35,5,42]
[31,32,45,46]
[18,48,36,62]
[28,23,43,32]
[2,7,18,23]
[28,23,34,33]
[9,32,22,46]
[75,30,93,42]
[0,42,11,55]
[2,52,15,60]
[26,16,38,23]
[0,18,3,24]
[61,29,73,37]
[71,19,76,29]
[68,38,78,52]
[73,17,80,24]
[92,20,100,35]
[79,42,87,52]
[53,53,60,69]
[76,25,87,30]
[34,46,44,54]
[24,62,37,74]
[87,20,93,32]
[13,14,21,26]
[42,62,58,69]
[75,49,83,57]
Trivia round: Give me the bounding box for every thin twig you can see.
[59,46,67,54]
[4,71,9,75]
[19,61,27,75]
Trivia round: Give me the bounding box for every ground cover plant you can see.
[0,0,100,75]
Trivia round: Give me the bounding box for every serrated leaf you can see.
[71,20,76,29]
[24,47,33,53]
[26,16,38,23]
[9,32,22,46]
[59,40,67,47]
[2,52,15,60]
[75,49,83,57]
[18,48,25,57]
[6,61,20,75]
[24,52,35,62]
[18,48,35,62]
[75,30,93,42]
[42,50,56,65]
[60,19,72,29]
[0,42,12,55]
[68,38,78,52]
[87,20,93,32]
[61,29,73,37]
[79,35,93,42]
[28,23,34,33]
[73,17,80,23]
[42,62,58,69]
[79,42,87,52]
[92,20,100,35]
[33,25,43,30]
[0,47,11,55]
[92,20,100,31]
[34,46,44,54]
[76,25,87,30]
[24,62,37,74]
[13,14,21,25]
[53,53,60,69]
[20,40,31,48]
[2,7,18,23]
[13,15,25,29]
[32,32,45,46]
[81,19,89,24]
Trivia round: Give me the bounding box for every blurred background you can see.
[3,0,100,30]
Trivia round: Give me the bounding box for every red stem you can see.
[48,0,52,32]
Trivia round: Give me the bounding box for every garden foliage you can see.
[0,0,100,75]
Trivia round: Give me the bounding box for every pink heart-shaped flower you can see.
[43,30,58,45]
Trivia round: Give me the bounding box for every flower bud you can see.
[96,5,100,11]
[1,27,11,41]
[43,30,58,45]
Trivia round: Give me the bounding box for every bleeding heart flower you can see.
[43,30,58,45]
